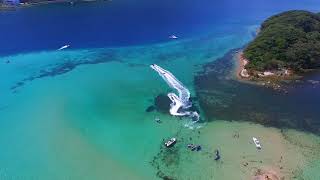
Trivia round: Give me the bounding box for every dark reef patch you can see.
[145,105,156,113]
[150,128,214,179]
[188,97,201,114]
[150,129,185,180]
[10,50,119,91]
[150,139,181,180]
[154,94,172,114]
[194,49,320,135]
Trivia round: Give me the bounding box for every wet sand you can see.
[152,120,320,179]
[198,121,320,180]
[235,51,249,80]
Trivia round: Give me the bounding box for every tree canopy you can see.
[244,10,320,72]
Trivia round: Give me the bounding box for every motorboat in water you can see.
[58,44,70,51]
[252,137,262,149]
[169,35,178,39]
[165,138,177,148]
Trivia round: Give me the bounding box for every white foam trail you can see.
[150,64,199,122]
[58,44,70,51]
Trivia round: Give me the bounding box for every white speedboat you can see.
[169,35,178,39]
[164,138,177,148]
[252,137,262,149]
[58,44,70,51]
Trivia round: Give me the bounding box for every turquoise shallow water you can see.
[0,28,255,179]
[1,0,320,179]
[0,20,320,180]
[0,12,320,180]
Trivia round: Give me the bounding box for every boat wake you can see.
[150,64,200,126]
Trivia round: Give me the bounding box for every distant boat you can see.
[169,35,178,39]
[252,137,262,149]
[164,138,177,148]
[58,44,70,51]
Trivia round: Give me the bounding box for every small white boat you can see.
[164,138,177,148]
[169,35,178,39]
[252,137,262,149]
[58,44,70,51]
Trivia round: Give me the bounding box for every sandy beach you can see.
[197,121,320,180]
[233,51,259,86]
[235,51,249,79]
[153,119,320,179]
[233,51,294,91]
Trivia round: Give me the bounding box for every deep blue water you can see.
[0,0,320,56]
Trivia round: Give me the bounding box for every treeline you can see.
[244,10,320,72]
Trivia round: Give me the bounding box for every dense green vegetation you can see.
[244,10,320,72]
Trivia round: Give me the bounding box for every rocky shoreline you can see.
[234,51,305,92]
[194,48,320,135]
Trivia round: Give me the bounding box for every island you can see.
[238,10,320,83]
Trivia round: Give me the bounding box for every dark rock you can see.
[145,105,156,112]
[154,94,171,113]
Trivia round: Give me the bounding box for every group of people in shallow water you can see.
[187,144,202,151]
[158,117,221,161]
[186,144,220,160]
[155,117,161,124]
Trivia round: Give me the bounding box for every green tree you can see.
[244,10,320,72]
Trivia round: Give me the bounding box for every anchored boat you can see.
[252,137,262,149]
[165,138,177,148]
